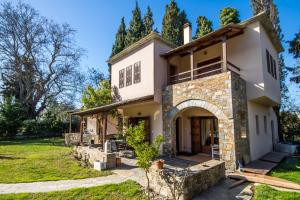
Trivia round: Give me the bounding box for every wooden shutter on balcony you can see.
[134,61,141,84]
[119,69,125,88]
[126,65,132,86]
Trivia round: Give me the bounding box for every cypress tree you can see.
[161,0,189,46]
[111,17,127,57]
[194,16,213,39]
[143,6,154,36]
[251,0,269,15]
[220,7,240,27]
[125,1,144,47]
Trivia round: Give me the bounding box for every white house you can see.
[70,12,282,170]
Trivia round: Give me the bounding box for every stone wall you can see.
[74,146,116,169]
[162,72,250,170]
[149,160,225,200]
[64,133,99,146]
[231,74,251,165]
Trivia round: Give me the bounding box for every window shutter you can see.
[126,65,132,86]
[266,50,271,73]
[119,69,125,88]
[134,61,141,84]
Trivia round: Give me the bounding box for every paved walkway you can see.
[0,158,146,194]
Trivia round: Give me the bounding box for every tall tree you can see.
[288,30,300,85]
[0,2,83,119]
[143,6,154,36]
[194,16,213,39]
[125,1,144,47]
[161,0,189,46]
[111,17,127,57]
[220,7,241,27]
[251,0,282,40]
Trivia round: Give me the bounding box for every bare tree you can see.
[0,2,84,119]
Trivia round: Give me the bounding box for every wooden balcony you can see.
[168,60,240,85]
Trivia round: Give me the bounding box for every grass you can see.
[0,137,111,183]
[269,156,300,184]
[0,180,145,200]
[253,185,300,200]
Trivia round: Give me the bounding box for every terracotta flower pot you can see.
[154,159,164,169]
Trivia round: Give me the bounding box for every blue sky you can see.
[9,0,300,104]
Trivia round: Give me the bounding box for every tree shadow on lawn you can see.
[0,154,24,160]
[0,137,65,147]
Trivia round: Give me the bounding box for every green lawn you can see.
[269,156,300,184]
[253,157,300,199]
[253,185,300,200]
[0,180,145,200]
[0,137,111,183]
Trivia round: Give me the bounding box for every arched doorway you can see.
[174,107,219,155]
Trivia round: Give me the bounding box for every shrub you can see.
[0,97,26,138]
[126,121,164,199]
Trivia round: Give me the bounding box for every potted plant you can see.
[154,159,165,169]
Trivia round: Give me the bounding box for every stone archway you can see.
[163,99,236,170]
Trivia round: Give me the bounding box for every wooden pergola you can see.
[68,95,154,145]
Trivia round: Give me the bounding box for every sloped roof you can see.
[71,95,154,116]
[161,12,283,57]
[107,32,176,64]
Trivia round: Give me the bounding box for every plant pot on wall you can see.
[153,159,165,170]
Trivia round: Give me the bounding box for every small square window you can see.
[126,65,132,86]
[134,61,141,84]
[119,69,125,88]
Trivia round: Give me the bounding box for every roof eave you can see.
[107,32,176,65]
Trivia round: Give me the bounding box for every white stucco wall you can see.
[111,41,155,101]
[247,101,278,161]
[86,115,118,136]
[227,22,280,105]
[259,24,281,103]
[86,117,97,135]
[154,40,173,102]
[121,102,163,143]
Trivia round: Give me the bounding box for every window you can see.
[126,65,132,86]
[264,116,267,134]
[266,50,271,73]
[134,61,141,84]
[119,69,125,88]
[266,49,277,79]
[255,115,259,135]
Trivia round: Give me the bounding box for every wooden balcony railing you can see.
[168,60,240,85]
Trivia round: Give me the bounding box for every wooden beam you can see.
[228,172,300,191]
[222,35,227,72]
[166,58,170,85]
[79,116,83,144]
[69,114,72,133]
[103,113,108,143]
[190,51,194,80]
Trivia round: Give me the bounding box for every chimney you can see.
[183,23,192,44]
